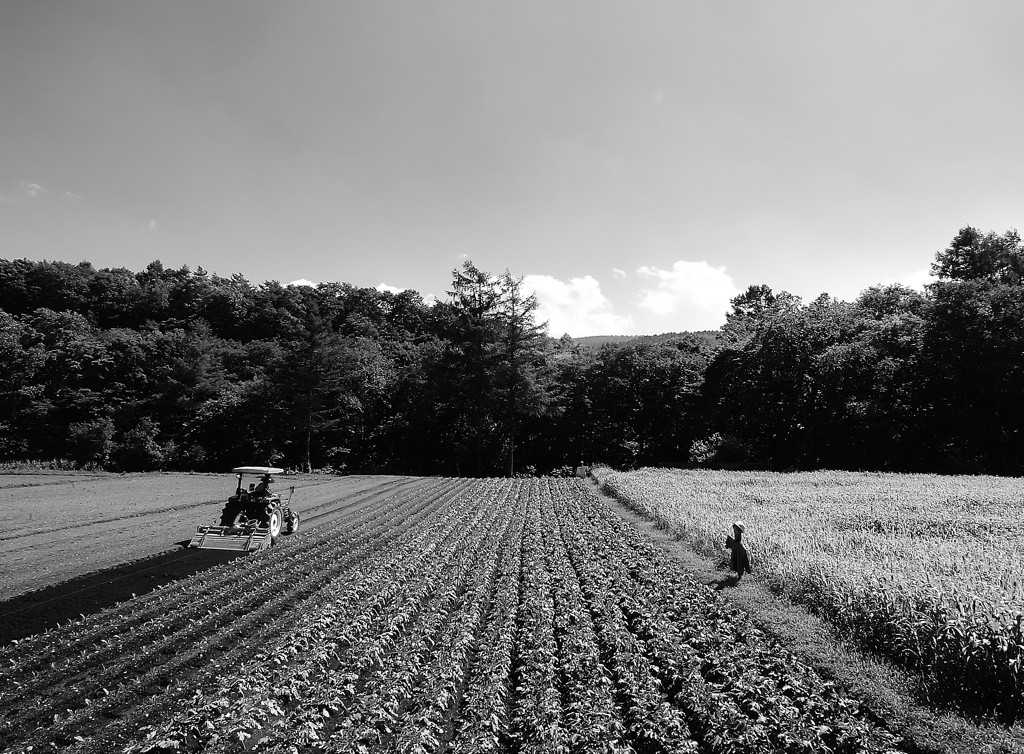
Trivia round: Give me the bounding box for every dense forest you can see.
[1,225,1022,476]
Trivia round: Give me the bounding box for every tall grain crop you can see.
[594,467,1024,720]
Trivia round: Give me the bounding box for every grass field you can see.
[592,466,1024,721]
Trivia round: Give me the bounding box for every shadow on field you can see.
[0,546,243,645]
[707,575,743,590]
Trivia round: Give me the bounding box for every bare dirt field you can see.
[0,473,431,643]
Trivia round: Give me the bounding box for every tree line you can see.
[1,225,1021,475]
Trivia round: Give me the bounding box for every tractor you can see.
[189,466,300,552]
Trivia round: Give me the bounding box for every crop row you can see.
[1,477,901,753]
[0,477,464,751]
[3,477,447,682]
[593,466,1024,720]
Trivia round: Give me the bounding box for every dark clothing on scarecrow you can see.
[725,521,752,581]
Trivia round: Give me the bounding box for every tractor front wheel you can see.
[285,510,300,535]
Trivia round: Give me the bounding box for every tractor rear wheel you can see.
[267,508,283,545]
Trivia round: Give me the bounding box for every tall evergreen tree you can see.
[493,270,555,476]
[440,261,501,475]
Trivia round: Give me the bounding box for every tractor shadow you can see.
[0,546,242,645]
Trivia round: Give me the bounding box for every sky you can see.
[2,1,1023,337]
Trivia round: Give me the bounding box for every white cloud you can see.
[612,267,627,278]
[147,220,157,231]
[20,182,45,197]
[376,283,438,306]
[523,274,632,337]
[636,260,740,330]
[880,268,933,291]
[289,279,316,287]
[64,191,82,204]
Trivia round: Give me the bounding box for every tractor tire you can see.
[285,510,300,535]
[267,508,283,545]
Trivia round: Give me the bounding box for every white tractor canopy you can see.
[232,466,284,475]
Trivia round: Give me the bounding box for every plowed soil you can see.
[0,473,431,643]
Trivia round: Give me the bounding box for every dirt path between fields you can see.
[0,476,433,645]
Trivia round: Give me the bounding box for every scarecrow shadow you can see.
[706,574,742,591]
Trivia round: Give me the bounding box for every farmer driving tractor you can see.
[219,469,282,528]
[192,466,299,551]
[252,473,273,499]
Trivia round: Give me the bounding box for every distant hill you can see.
[573,330,720,348]
[572,335,635,348]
